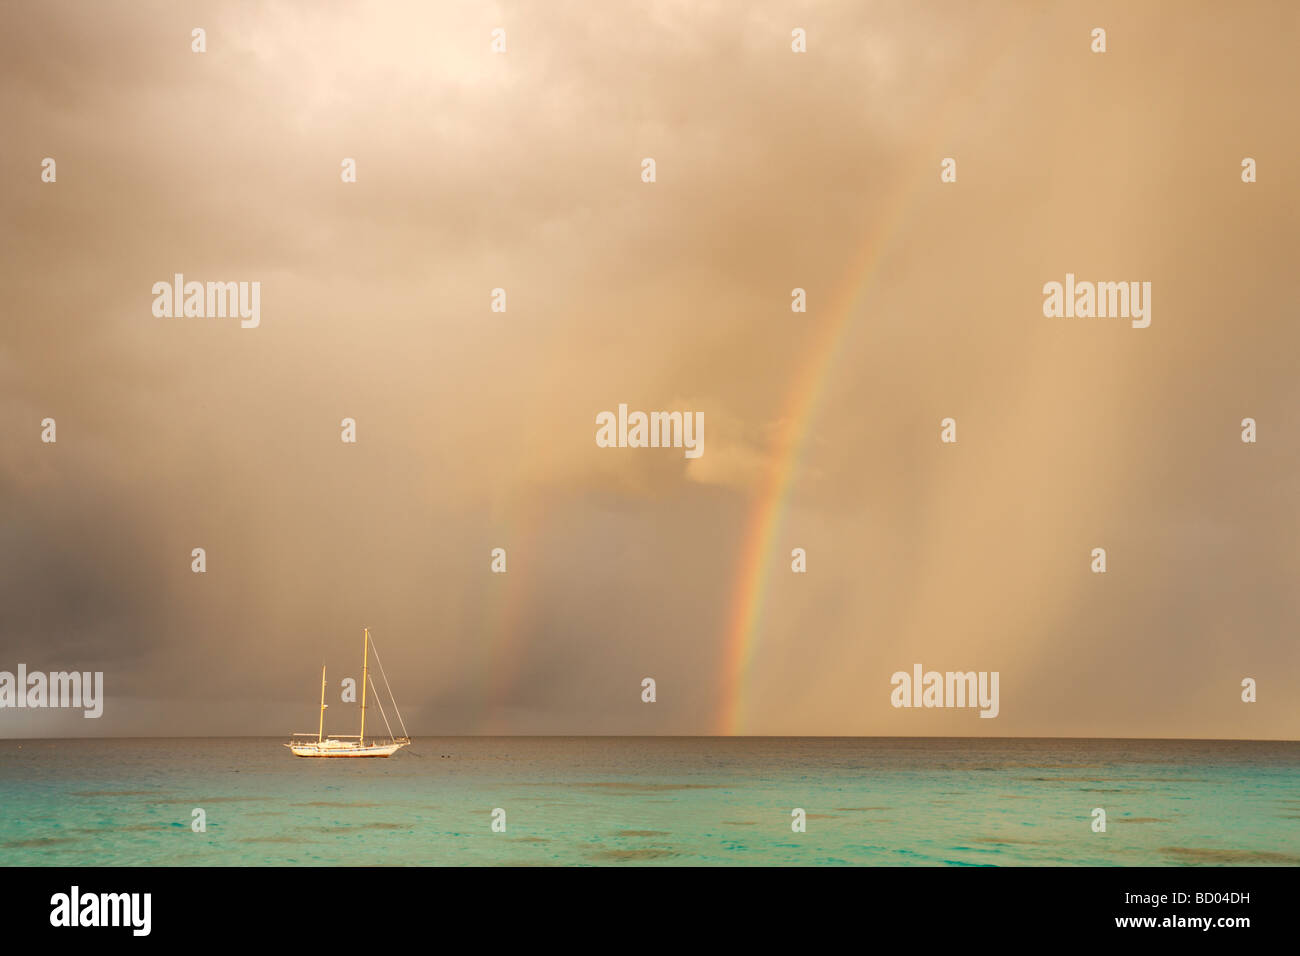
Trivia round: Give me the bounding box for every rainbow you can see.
[715,219,898,735]
[712,27,1041,733]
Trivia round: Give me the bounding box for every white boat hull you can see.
[286,739,408,758]
[288,630,412,758]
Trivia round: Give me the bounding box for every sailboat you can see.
[286,627,411,757]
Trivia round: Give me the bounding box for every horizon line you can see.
[2,733,1297,743]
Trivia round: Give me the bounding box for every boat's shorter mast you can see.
[360,628,369,746]
[318,665,327,743]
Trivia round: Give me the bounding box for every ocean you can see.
[1,737,1296,866]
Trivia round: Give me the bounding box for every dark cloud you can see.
[1,1,1296,737]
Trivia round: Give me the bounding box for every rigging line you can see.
[367,674,397,741]
[367,639,411,738]
[367,639,407,738]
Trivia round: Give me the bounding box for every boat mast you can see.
[360,628,369,745]
[318,665,327,743]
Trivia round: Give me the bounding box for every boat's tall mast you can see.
[318,665,327,743]
[360,628,369,745]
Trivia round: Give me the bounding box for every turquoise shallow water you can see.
[1,737,1296,866]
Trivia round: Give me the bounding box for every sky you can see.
[1,1,1297,738]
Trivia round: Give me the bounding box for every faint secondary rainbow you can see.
[480,501,545,732]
